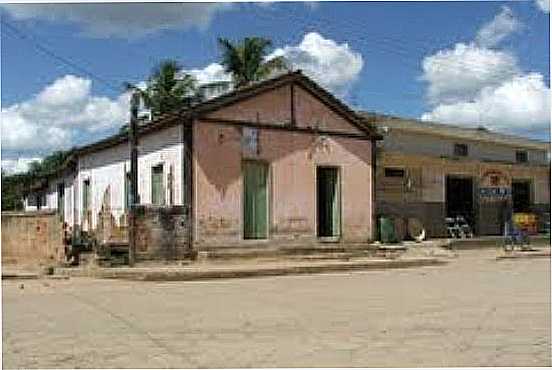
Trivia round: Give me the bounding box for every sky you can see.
[1,0,550,174]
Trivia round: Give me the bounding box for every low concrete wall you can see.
[377,201,446,238]
[134,205,193,261]
[1,211,64,267]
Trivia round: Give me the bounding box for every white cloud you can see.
[269,32,363,95]
[421,43,519,104]
[183,63,232,85]
[420,6,550,137]
[182,33,363,96]
[1,157,41,175]
[475,6,521,48]
[421,73,550,136]
[1,3,230,38]
[536,0,550,13]
[37,75,91,105]
[1,74,129,153]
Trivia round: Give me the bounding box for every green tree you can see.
[1,150,74,211]
[1,171,25,211]
[218,37,287,88]
[125,59,197,120]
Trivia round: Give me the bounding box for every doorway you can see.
[317,167,341,238]
[446,176,474,227]
[512,180,531,212]
[243,161,268,239]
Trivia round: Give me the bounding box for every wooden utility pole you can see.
[128,91,140,266]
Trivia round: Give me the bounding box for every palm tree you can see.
[218,37,288,88]
[125,59,197,119]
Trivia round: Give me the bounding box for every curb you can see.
[2,272,39,280]
[447,236,551,250]
[57,257,448,282]
[496,250,551,260]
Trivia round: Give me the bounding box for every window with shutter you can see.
[82,179,91,223]
[151,164,165,206]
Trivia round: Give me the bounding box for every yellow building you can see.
[360,113,550,237]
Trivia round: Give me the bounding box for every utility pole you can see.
[128,91,140,267]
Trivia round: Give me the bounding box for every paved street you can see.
[2,249,550,368]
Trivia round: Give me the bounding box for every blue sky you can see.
[1,1,550,173]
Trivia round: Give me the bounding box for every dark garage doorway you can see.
[446,176,474,228]
[512,180,531,212]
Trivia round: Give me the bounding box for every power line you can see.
[1,19,123,93]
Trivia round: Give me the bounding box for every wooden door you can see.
[243,161,268,239]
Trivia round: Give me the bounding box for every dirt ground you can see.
[2,249,550,368]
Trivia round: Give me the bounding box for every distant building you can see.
[360,112,550,237]
[197,81,233,100]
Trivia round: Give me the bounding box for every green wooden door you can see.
[243,161,268,239]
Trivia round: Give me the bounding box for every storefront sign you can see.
[480,169,511,201]
[479,187,511,198]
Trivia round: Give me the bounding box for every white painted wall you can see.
[136,124,184,207]
[75,124,184,230]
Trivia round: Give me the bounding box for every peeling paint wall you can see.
[76,124,184,231]
[134,205,192,261]
[194,84,373,248]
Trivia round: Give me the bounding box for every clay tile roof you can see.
[357,111,550,151]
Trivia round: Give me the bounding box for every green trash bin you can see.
[379,216,398,244]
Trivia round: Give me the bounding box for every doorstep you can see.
[445,234,551,250]
[54,256,448,282]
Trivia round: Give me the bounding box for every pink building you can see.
[191,71,380,249]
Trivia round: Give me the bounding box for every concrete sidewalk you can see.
[54,256,447,281]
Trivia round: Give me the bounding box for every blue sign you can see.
[479,187,511,198]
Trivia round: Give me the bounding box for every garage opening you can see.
[512,180,531,212]
[317,167,341,238]
[446,176,474,227]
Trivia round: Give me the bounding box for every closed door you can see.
[243,161,268,239]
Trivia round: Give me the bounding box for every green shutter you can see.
[124,172,131,209]
[57,183,65,222]
[151,165,165,206]
[243,161,268,239]
[82,180,90,212]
